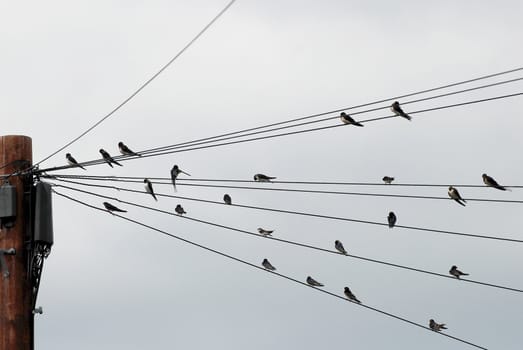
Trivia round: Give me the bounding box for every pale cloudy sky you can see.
[2,1,523,349]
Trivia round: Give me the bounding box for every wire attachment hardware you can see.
[0,248,16,278]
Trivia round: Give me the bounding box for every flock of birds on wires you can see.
[4,2,519,348]
[31,66,523,350]
[41,92,520,344]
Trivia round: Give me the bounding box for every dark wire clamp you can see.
[0,248,16,279]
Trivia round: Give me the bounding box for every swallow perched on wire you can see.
[257,228,273,236]
[335,240,347,255]
[99,149,122,168]
[175,204,186,215]
[482,173,507,191]
[223,194,232,205]
[449,265,469,279]
[144,178,157,201]
[254,174,276,182]
[262,258,276,271]
[429,319,447,332]
[448,186,466,206]
[118,141,141,157]
[306,276,324,287]
[344,287,361,303]
[340,112,364,127]
[390,101,412,120]
[170,165,191,192]
[382,176,394,184]
[66,153,86,170]
[388,211,397,228]
[103,202,127,213]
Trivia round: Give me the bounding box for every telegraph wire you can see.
[33,0,238,168]
[52,189,489,350]
[44,175,523,204]
[45,174,523,189]
[47,182,522,293]
[107,91,523,161]
[51,91,523,169]
[49,179,523,243]
[130,75,523,156]
[116,70,523,156]
[36,91,523,173]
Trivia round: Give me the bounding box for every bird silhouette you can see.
[170,165,191,192]
[306,276,324,287]
[254,174,276,182]
[387,211,397,228]
[118,142,141,157]
[390,101,412,120]
[449,265,469,279]
[66,153,86,170]
[262,258,276,271]
[144,178,157,201]
[175,204,186,215]
[482,173,507,191]
[429,319,447,332]
[103,202,127,213]
[344,287,361,303]
[99,149,122,167]
[448,186,466,206]
[257,228,273,236]
[382,176,394,184]
[335,240,347,255]
[340,112,364,126]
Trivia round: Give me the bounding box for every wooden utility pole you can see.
[0,135,33,350]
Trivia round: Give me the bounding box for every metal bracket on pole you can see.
[0,182,17,229]
[0,248,16,279]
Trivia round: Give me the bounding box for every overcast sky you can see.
[2,0,523,349]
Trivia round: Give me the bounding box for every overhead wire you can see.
[46,180,522,293]
[92,69,523,158]
[44,174,523,204]
[36,91,523,173]
[52,188,489,350]
[49,179,523,243]
[105,91,523,160]
[37,66,523,173]
[126,75,523,157]
[43,87,523,171]
[44,174,523,189]
[92,79,523,165]
[33,0,238,168]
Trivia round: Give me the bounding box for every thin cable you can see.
[50,179,523,243]
[49,182,522,293]
[115,91,523,160]
[127,69,523,156]
[93,77,521,159]
[33,0,238,168]
[68,82,523,169]
[36,91,523,173]
[133,75,523,156]
[44,175,523,204]
[52,189,489,350]
[45,174,523,189]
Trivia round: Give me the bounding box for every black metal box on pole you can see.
[33,181,53,248]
